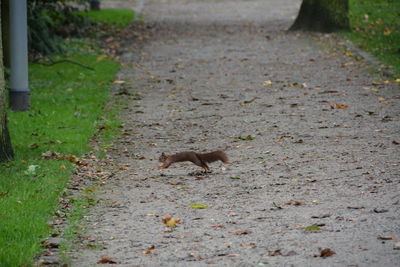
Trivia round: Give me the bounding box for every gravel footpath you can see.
[70,0,400,266]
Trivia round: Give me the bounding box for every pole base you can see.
[9,90,30,111]
[90,0,101,10]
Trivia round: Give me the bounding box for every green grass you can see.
[79,9,135,28]
[0,8,136,265]
[343,0,400,74]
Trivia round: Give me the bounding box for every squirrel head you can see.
[159,152,167,162]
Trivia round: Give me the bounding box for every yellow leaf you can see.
[383,28,392,36]
[371,88,379,92]
[113,80,125,84]
[395,78,400,83]
[188,203,208,209]
[96,54,107,62]
[263,80,272,87]
[162,213,181,227]
[378,97,389,104]
[344,51,352,57]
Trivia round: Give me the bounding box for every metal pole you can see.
[9,0,30,111]
[90,0,101,10]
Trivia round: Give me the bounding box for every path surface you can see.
[72,0,400,266]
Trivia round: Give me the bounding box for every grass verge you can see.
[79,9,135,29]
[0,9,134,266]
[342,0,400,74]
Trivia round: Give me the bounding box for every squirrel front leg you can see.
[202,165,211,173]
[158,161,171,169]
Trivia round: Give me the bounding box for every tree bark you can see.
[0,3,14,162]
[1,0,9,68]
[289,0,349,33]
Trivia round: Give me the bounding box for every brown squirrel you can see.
[158,150,228,173]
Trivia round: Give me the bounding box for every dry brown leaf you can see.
[285,201,304,206]
[231,230,251,235]
[97,256,117,264]
[330,103,348,109]
[319,248,335,258]
[378,97,389,104]
[162,213,181,227]
[268,249,282,256]
[378,235,396,240]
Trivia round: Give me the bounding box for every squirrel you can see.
[158,150,228,173]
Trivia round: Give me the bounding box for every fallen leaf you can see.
[97,256,117,264]
[304,225,321,231]
[373,208,388,213]
[241,242,256,249]
[242,97,257,104]
[66,155,79,164]
[285,201,304,206]
[188,203,208,209]
[378,235,396,240]
[231,230,251,235]
[311,214,331,219]
[319,248,335,258]
[378,97,389,104]
[234,135,255,141]
[268,249,282,256]
[394,242,400,250]
[330,103,348,109]
[263,80,272,86]
[230,176,241,179]
[177,185,189,190]
[161,213,181,227]
[383,28,392,36]
[41,151,62,159]
[347,206,364,210]
[113,80,125,84]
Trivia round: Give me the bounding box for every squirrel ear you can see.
[161,152,165,156]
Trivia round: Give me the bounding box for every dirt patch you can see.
[70,0,400,266]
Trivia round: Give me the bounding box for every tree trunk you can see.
[1,0,9,68]
[0,3,14,162]
[289,0,349,33]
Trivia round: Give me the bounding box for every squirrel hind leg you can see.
[202,164,211,173]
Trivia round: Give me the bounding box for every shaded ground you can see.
[71,0,400,266]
